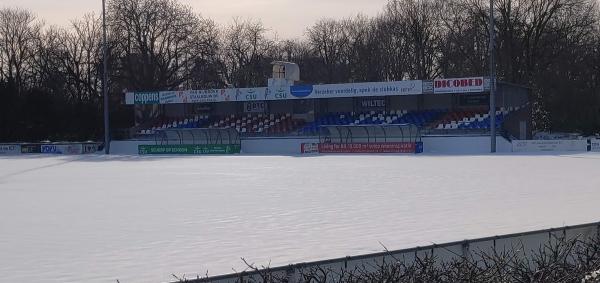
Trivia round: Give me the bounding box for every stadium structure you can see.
[3,64,600,283]
[121,62,531,155]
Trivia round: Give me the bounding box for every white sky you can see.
[0,0,389,39]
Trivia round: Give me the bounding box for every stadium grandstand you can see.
[124,62,531,148]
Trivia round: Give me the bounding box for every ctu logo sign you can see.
[435,78,483,89]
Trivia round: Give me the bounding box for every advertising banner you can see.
[0,144,21,155]
[82,143,99,154]
[133,92,160,104]
[21,144,41,154]
[512,140,588,152]
[244,101,267,113]
[159,91,185,104]
[415,141,424,153]
[125,80,424,105]
[319,142,418,154]
[422,80,434,94]
[300,143,320,154]
[138,144,241,155]
[41,144,84,154]
[236,87,268,101]
[265,86,292,100]
[290,80,423,100]
[125,92,135,105]
[590,139,600,152]
[186,89,234,103]
[125,76,495,105]
[355,97,386,111]
[434,77,485,94]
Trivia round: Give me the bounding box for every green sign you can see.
[134,92,160,104]
[138,144,241,155]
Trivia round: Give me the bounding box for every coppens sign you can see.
[434,77,485,94]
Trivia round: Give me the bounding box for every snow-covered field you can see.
[1,153,599,283]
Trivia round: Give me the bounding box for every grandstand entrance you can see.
[138,128,241,155]
[317,124,423,154]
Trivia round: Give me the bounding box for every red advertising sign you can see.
[434,77,485,94]
[319,143,417,153]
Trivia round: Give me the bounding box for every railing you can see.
[319,124,421,144]
[153,128,240,146]
[175,221,600,283]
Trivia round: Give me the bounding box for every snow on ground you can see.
[1,153,599,283]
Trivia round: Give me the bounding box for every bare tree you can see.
[385,0,443,79]
[437,0,489,77]
[375,14,411,81]
[0,7,42,93]
[30,26,63,93]
[108,0,219,91]
[221,18,277,87]
[56,14,103,104]
[344,15,386,82]
[307,18,350,83]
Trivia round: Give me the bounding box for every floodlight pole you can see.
[102,0,110,154]
[489,0,497,153]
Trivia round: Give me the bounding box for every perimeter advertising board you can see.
[434,77,485,94]
[300,143,319,154]
[512,140,588,152]
[138,144,241,155]
[318,142,422,154]
[82,143,99,154]
[2,143,99,155]
[590,139,600,152]
[41,144,84,154]
[21,144,41,154]
[0,144,21,155]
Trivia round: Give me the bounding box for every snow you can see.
[1,153,600,283]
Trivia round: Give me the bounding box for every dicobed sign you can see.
[434,77,485,94]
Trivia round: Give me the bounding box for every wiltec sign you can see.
[434,77,485,94]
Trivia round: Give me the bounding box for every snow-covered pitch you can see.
[1,153,599,283]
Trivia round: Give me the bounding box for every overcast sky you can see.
[0,0,389,39]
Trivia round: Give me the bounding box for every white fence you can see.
[180,222,600,283]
